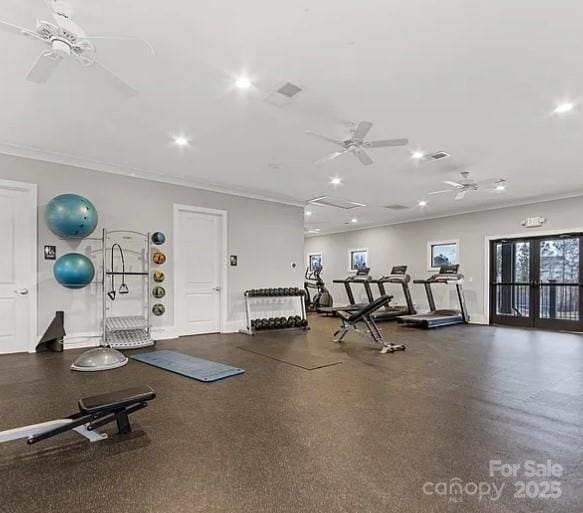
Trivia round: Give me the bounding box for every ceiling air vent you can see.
[308,196,366,210]
[384,204,411,210]
[264,82,304,107]
[277,82,302,98]
[429,151,450,160]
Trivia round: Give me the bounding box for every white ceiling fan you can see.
[427,171,507,200]
[0,0,153,97]
[306,121,408,166]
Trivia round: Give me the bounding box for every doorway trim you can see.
[0,178,38,352]
[173,204,228,335]
[483,226,583,325]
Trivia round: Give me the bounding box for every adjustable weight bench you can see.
[334,296,406,353]
[0,385,155,445]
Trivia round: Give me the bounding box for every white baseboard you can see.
[151,326,180,340]
[222,320,246,333]
[61,326,179,351]
[64,332,101,350]
[469,313,488,325]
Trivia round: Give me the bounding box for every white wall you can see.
[305,196,583,323]
[0,153,304,345]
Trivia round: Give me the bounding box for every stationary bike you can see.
[304,265,333,312]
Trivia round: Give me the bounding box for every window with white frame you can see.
[427,240,459,270]
[307,252,323,272]
[349,248,368,271]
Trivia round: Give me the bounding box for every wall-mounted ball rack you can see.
[102,229,154,349]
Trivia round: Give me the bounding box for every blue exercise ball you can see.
[45,194,98,238]
[53,253,95,289]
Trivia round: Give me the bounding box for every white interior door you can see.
[0,180,36,354]
[175,206,225,335]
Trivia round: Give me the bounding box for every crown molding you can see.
[0,141,306,208]
[305,191,583,238]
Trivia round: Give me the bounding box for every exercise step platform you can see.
[0,385,156,446]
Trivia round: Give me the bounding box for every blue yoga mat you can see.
[130,350,245,382]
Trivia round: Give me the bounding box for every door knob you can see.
[214,286,221,292]
[14,289,29,296]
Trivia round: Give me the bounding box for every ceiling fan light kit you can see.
[427,172,508,201]
[306,121,408,166]
[0,0,153,97]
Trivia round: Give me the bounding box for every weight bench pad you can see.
[79,385,155,414]
[344,296,391,323]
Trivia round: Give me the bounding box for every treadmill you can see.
[398,264,469,328]
[319,268,373,315]
[368,265,416,322]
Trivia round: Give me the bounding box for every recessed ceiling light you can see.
[173,136,190,147]
[418,200,428,207]
[411,151,425,160]
[235,76,252,89]
[496,184,506,191]
[305,210,312,216]
[351,218,358,223]
[330,177,343,186]
[554,102,575,114]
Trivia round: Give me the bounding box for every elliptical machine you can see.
[304,265,334,312]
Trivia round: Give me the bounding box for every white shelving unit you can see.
[102,229,154,349]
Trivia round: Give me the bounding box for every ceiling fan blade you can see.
[352,121,373,140]
[305,131,345,147]
[0,19,40,38]
[455,190,468,200]
[83,36,156,56]
[87,59,138,97]
[26,51,61,83]
[355,148,374,166]
[315,151,346,165]
[444,180,464,188]
[363,138,409,148]
[427,189,454,195]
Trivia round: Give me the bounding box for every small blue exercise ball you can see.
[152,232,166,245]
[45,194,98,238]
[53,253,95,289]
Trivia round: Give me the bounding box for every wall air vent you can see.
[384,204,411,210]
[308,196,366,210]
[429,151,450,160]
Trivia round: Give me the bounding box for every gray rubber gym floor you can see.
[1,316,582,513]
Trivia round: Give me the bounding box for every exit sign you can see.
[522,216,547,228]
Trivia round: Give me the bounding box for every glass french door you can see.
[490,234,583,331]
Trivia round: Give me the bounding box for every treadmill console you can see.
[356,267,370,276]
[390,265,407,275]
[439,264,460,275]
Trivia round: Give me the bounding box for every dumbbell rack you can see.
[240,288,309,336]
